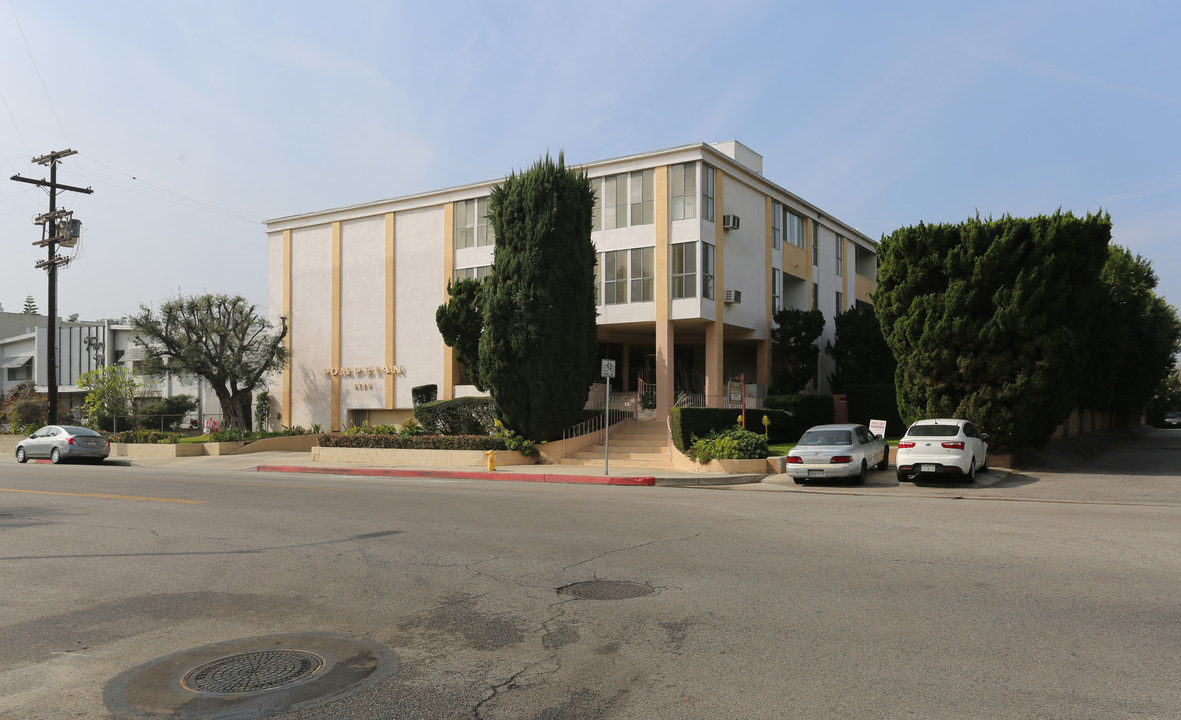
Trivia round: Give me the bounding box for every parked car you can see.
[895,418,988,483]
[1164,411,1181,428]
[15,425,110,464]
[785,423,889,485]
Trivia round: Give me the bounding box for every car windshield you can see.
[62,426,102,437]
[906,424,961,438]
[800,430,852,446]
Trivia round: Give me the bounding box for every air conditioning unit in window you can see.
[722,214,740,230]
[724,289,742,304]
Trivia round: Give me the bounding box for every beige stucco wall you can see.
[340,216,389,426]
[393,206,446,409]
[290,225,333,428]
[312,446,535,467]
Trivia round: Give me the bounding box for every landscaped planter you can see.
[0,436,21,454]
[312,446,535,467]
[203,441,247,456]
[110,443,206,458]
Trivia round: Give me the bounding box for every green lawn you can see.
[768,439,901,455]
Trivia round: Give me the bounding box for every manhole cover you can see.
[560,580,654,600]
[182,649,325,694]
[104,633,397,719]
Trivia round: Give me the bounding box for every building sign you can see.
[322,365,405,377]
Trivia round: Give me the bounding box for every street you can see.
[1,430,1179,719]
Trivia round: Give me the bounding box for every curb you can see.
[254,465,656,486]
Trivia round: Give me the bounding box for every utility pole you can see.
[11,149,94,424]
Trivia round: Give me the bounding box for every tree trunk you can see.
[211,385,250,430]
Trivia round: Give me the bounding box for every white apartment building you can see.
[263,141,878,433]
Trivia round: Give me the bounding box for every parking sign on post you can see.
[601,360,616,474]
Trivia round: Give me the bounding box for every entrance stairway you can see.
[559,419,674,470]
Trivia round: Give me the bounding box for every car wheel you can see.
[966,459,976,483]
[855,461,867,485]
[50,448,62,464]
[876,451,888,471]
[15,447,27,463]
[793,478,807,485]
[896,469,909,483]
[981,452,989,473]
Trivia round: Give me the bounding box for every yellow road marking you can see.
[0,488,206,504]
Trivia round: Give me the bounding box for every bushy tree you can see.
[477,153,597,442]
[769,308,825,393]
[130,294,288,430]
[826,304,896,393]
[2,381,46,434]
[135,394,198,431]
[1147,369,1181,426]
[875,212,1111,452]
[436,278,486,390]
[22,294,37,314]
[78,366,143,431]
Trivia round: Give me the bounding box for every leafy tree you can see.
[129,294,289,430]
[436,278,486,390]
[1147,368,1181,425]
[135,394,198,431]
[769,308,824,393]
[22,294,37,314]
[826,304,896,393]
[875,212,1111,452]
[477,153,597,441]
[2,381,46,434]
[1086,245,1181,415]
[78,366,143,431]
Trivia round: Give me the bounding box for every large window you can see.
[811,282,819,310]
[835,235,844,276]
[771,268,782,312]
[702,165,715,222]
[671,163,696,221]
[453,265,491,282]
[630,247,654,302]
[603,249,628,305]
[812,222,819,266]
[671,242,696,299]
[703,243,715,300]
[772,201,782,249]
[630,169,654,226]
[454,197,494,249]
[836,290,844,312]
[785,210,804,248]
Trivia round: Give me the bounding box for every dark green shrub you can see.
[411,384,438,406]
[414,396,496,435]
[685,426,770,462]
[318,433,508,451]
[109,429,179,444]
[763,395,834,440]
[135,394,198,430]
[670,408,796,451]
[845,384,905,437]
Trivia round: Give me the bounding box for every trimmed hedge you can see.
[411,384,438,406]
[845,384,905,437]
[319,433,508,451]
[670,408,795,452]
[763,394,834,440]
[109,429,179,444]
[414,396,497,435]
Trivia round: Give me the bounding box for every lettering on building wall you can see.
[322,365,405,377]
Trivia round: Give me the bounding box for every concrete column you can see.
[656,320,674,419]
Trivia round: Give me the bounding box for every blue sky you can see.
[3,0,1179,321]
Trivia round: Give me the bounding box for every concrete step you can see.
[568,450,671,461]
[559,457,674,469]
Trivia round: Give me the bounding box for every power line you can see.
[7,0,71,145]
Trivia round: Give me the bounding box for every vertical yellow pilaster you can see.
[758,195,772,391]
[442,203,456,401]
[281,229,292,427]
[385,212,396,409]
[705,172,725,406]
[330,222,342,432]
[653,166,673,419]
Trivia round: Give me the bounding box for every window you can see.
[812,222,819,266]
[592,175,629,231]
[454,197,494,249]
[603,250,628,305]
[811,282,818,310]
[771,268,782,312]
[593,255,601,305]
[702,165,715,222]
[703,243,715,300]
[772,201,782,249]
[836,290,843,311]
[671,163,696,221]
[453,265,491,282]
[671,242,696,298]
[835,235,844,276]
[630,169,654,226]
[630,247,654,302]
[785,210,804,248]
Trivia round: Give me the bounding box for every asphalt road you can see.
[1,430,1179,719]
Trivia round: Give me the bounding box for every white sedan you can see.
[895,418,989,483]
[785,423,889,485]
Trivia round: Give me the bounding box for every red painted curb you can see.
[254,465,655,486]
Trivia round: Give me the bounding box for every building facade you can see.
[0,311,224,428]
[263,141,878,432]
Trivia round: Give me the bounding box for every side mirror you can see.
[981,433,991,441]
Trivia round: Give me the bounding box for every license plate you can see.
[920,464,937,473]
[807,469,824,477]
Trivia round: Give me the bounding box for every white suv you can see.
[895,419,989,483]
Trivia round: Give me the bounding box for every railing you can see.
[561,404,635,453]
[670,392,767,410]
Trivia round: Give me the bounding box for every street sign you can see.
[869,419,887,437]
[601,359,616,379]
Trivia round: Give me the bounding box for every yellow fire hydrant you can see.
[484,449,496,471]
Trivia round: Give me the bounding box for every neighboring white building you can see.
[263,141,878,432]
[0,311,224,427]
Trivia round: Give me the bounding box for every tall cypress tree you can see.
[875,212,1111,452]
[477,153,597,441]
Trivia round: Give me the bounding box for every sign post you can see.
[601,359,616,475]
